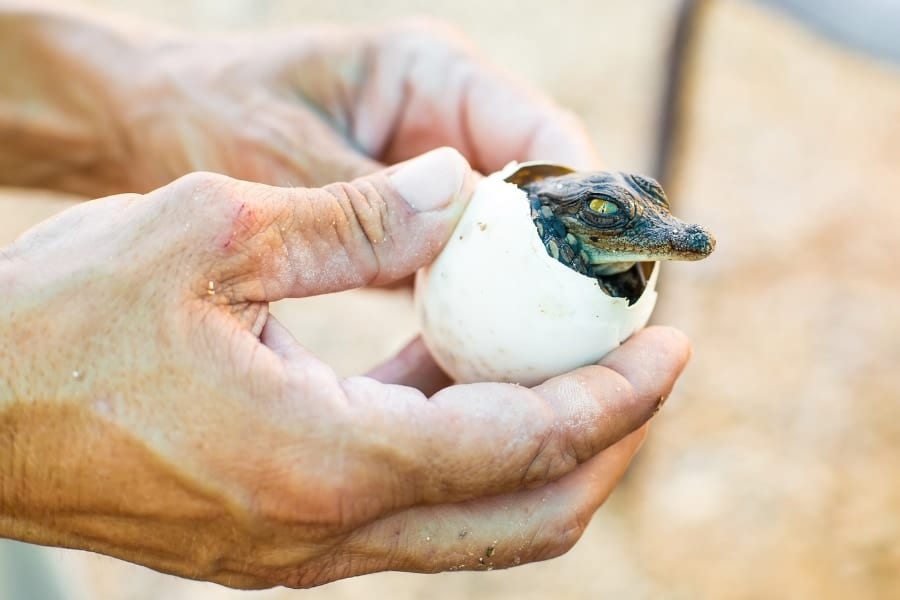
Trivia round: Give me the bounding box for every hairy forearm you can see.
[0,3,156,195]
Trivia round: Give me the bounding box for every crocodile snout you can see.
[673,224,716,259]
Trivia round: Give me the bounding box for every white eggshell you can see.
[414,168,659,386]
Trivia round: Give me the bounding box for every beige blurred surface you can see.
[2,0,899,598]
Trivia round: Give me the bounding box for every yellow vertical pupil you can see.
[589,199,618,214]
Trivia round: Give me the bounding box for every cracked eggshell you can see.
[414,168,659,386]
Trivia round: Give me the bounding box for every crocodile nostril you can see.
[675,224,716,256]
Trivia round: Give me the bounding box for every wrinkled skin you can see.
[0,13,691,590]
[18,20,599,197]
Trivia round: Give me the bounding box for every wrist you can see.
[0,5,164,196]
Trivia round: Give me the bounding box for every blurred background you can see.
[2,0,899,598]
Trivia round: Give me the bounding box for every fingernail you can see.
[390,147,468,212]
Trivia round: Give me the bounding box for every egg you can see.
[414,163,659,386]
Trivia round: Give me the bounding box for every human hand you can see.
[87,19,599,195]
[0,149,689,588]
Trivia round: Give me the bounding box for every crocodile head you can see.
[524,171,715,277]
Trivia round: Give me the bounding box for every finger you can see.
[188,146,477,301]
[338,326,689,519]
[599,325,694,409]
[259,314,320,366]
[352,22,601,172]
[288,427,647,586]
[372,273,415,291]
[246,94,388,187]
[366,336,452,396]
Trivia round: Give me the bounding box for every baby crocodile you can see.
[507,165,715,302]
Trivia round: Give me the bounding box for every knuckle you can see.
[327,179,388,244]
[169,171,236,203]
[345,179,390,245]
[596,368,641,422]
[322,180,390,279]
[165,171,247,234]
[162,173,290,298]
[520,423,578,488]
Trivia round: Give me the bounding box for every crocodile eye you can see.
[581,197,627,229]
[589,198,619,215]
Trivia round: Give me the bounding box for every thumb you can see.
[218,147,476,301]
